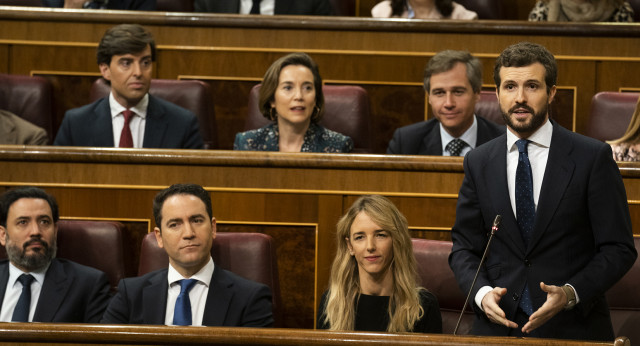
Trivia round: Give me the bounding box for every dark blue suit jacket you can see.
[100,267,273,326]
[0,259,110,323]
[41,0,156,10]
[194,0,331,15]
[448,121,637,340]
[386,116,504,155]
[54,95,204,149]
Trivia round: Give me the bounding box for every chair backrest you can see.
[412,238,473,334]
[156,0,193,12]
[454,0,505,19]
[246,84,372,153]
[0,73,55,143]
[138,232,283,326]
[606,237,640,343]
[628,0,640,21]
[474,90,504,125]
[586,91,638,142]
[90,78,218,149]
[331,0,355,16]
[0,220,126,293]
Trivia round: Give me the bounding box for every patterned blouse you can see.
[234,122,354,153]
[529,1,634,22]
[610,142,640,162]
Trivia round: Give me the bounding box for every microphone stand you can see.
[453,215,502,335]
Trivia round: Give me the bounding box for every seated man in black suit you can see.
[41,0,155,10]
[387,50,504,156]
[101,183,273,326]
[54,24,203,149]
[194,0,331,15]
[0,187,110,323]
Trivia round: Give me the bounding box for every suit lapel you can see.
[94,99,115,146]
[34,259,70,321]
[142,270,168,324]
[0,262,9,310]
[202,268,233,326]
[142,96,168,148]
[528,124,574,250]
[483,136,526,253]
[419,122,443,155]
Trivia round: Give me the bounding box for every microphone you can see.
[453,215,502,335]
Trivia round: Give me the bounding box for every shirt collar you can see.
[506,118,553,152]
[167,257,214,287]
[8,261,49,287]
[109,92,149,119]
[440,115,478,151]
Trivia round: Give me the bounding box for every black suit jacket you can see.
[386,116,504,155]
[101,267,273,326]
[54,95,204,149]
[0,259,110,323]
[41,0,156,10]
[194,0,331,15]
[448,121,637,340]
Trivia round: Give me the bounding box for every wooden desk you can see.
[1,7,640,151]
[0,146,638,328]
[0,323,630,345]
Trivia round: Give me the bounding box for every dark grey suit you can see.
[53,95,204,149]
[387,116,504,155]
[101,267,273,326]
[194,0,331,15]
[448,121,637,340]
[0,259,111,323]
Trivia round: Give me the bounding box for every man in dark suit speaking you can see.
[449,42,637,341]
[54,24,203,149]
[101,183,273,326]
[0,187,110,323]
[194,0,331,15]
[387,50,503,156]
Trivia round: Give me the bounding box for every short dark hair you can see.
[152,183,212,230]
[493,41,557,94]
[96,24,156,66]
[0,187,59,228]
[259,52,325,123]
[424,50,482,94]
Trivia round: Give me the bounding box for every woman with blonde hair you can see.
[317,195,442,332]
[608,95,640,161]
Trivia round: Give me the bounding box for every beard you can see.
[501,101,549,136]
[5,236,56,271]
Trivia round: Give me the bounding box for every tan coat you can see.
[0,109,48,145]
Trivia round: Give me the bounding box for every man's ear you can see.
[0,226,6,247]
[211,217,217,240]
[99,63,111,81]
[154,227,164,249]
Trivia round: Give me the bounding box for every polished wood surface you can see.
[1,8,640,151]
[0,323,630,345]
[1,146,639,328]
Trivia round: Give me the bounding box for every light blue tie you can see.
[173,279,198,326]
[515,139,534,315]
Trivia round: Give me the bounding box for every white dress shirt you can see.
[0,262,49,322]
[239,0,275,14]
[440,115,479,157]
[110,92,148,148]
[164,257,214,326]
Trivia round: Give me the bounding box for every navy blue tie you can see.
[515,139,535,315]
[12,274,34,322]
[446,138,468,157]
[173,279,198,326]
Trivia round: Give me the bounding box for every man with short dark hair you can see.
[449,42,637,341]
[101,183,273,326]
[0,187,110,323]
[54,24,203,149]
[387,50,504,156]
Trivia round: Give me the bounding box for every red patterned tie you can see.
[119,109,134,148]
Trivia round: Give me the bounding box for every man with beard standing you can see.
[449,42,637,341]
[0,187,110,323]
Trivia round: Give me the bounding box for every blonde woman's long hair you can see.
[608,95,640,145]
[321,195,424,332]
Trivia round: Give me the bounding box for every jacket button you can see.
[524,259,531,267]
[513,293,519,301]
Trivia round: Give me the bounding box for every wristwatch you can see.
[561,284,577,310]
